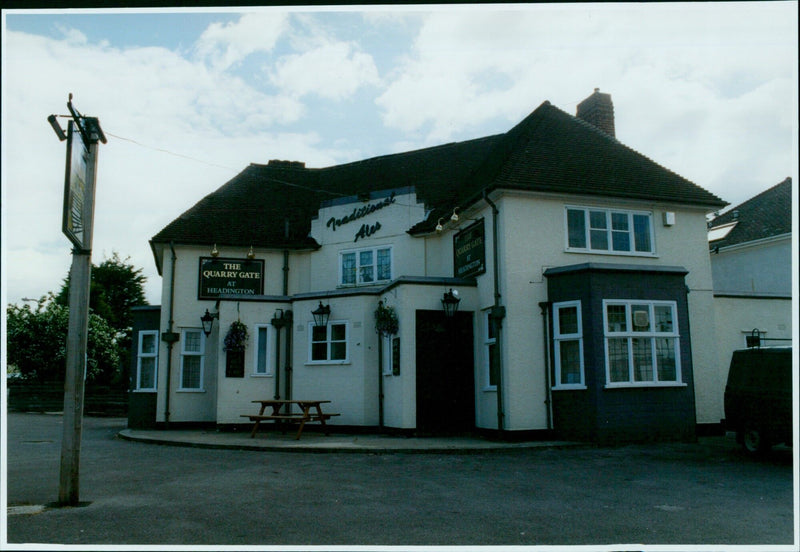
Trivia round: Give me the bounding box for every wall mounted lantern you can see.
[200,309,219,337]
[441,289,461,318]
[312,302,331,328]
[450,207,460,222]
[210,244,219,257]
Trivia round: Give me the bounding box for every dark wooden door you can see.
[415,310,475,434]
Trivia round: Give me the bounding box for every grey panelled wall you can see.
[545,263,696,444]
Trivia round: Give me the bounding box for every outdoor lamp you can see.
[200,309,219,337]
[441,289,461,318]
[311,302,331,328]
[450,207,460,222]
[435,218,445,232]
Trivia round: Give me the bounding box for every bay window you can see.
[553,301,585,389]
[603,300,681,386]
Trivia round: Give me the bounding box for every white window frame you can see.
[253,324,274,377]
[565,205,655,256]
[179,328,205,391]
[381,334,400,376]
[135,330,159,392]
[339,245,392,286]
[307,320,350,365]
[552,301,586,390]
[602,299,683,388]
[483,310,498,390]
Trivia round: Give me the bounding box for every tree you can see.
[55,251,148,333]
[6,294,120,385]
[55,252,148,388]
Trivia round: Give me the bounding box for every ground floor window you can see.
[553,301,585,389]
[308,321,349,363]
[484,310,499,388]
[253,324,274,376]
[180,328,205,390]
[603,300,681,386]
[136,330,159,391]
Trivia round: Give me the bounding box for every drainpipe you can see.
[284,310,293,403]
[161,242,179,429]
[539,301,553,430]
[483,191,506,437]
[273,320,282,401]
[378,332,385,429]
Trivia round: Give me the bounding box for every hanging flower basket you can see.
[223,320,249,353]
[374,302,399,336]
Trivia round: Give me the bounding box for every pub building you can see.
[130,89,728,443]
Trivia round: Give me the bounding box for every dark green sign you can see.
[198,257,264,300]
[453,219,486,278]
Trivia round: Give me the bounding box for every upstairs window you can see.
[566,206,654,255]
[340,246,392,285]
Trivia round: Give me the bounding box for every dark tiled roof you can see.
[151,100,727,248]
[708,177,792,249]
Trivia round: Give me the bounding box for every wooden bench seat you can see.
[241,411,340,439]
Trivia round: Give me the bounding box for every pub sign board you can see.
[62,120,91,250]
[453,219,486,278]
[198,257,265,300]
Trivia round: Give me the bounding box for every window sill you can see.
[250,374,273,378]
[565,248,657,258]
[552,385,588,391]
[604,382,687,389]
[337,281,391,289]
[482,386,497,393]
[132,389,157,393]
[177,389,206,393]
[305,361,351,367]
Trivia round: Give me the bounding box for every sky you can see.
[1,3,797,308]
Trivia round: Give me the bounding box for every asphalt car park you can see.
[3,413,796,547]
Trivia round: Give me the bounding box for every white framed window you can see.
[566,206,654,255]
[552,301,585,389]
[340,246,392,285]
[603,300,682,387]
[253,324,274,376]
[180,328,205,391]
[308,321,349,364]
[135,330,159,391]
[381,335,401,376]
[484,310,499,389]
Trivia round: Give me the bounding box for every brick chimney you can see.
[576,88,615,138]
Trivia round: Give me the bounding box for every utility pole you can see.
[49,95,106,505]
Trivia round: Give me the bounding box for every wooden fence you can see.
[6,381,129,417]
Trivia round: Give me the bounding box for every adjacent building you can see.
[130,90,730,443]
[708,177,793,382]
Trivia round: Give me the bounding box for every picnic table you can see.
[241,399,340,440]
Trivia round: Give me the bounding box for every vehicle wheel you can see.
[742,422,771,455]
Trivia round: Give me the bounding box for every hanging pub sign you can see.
[198,257,264,300]
[453,219,486,278]
[62,120,91,250]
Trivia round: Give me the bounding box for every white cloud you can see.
[1,26,350,305]
[194,12,289,72]
[271,40,380,100]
